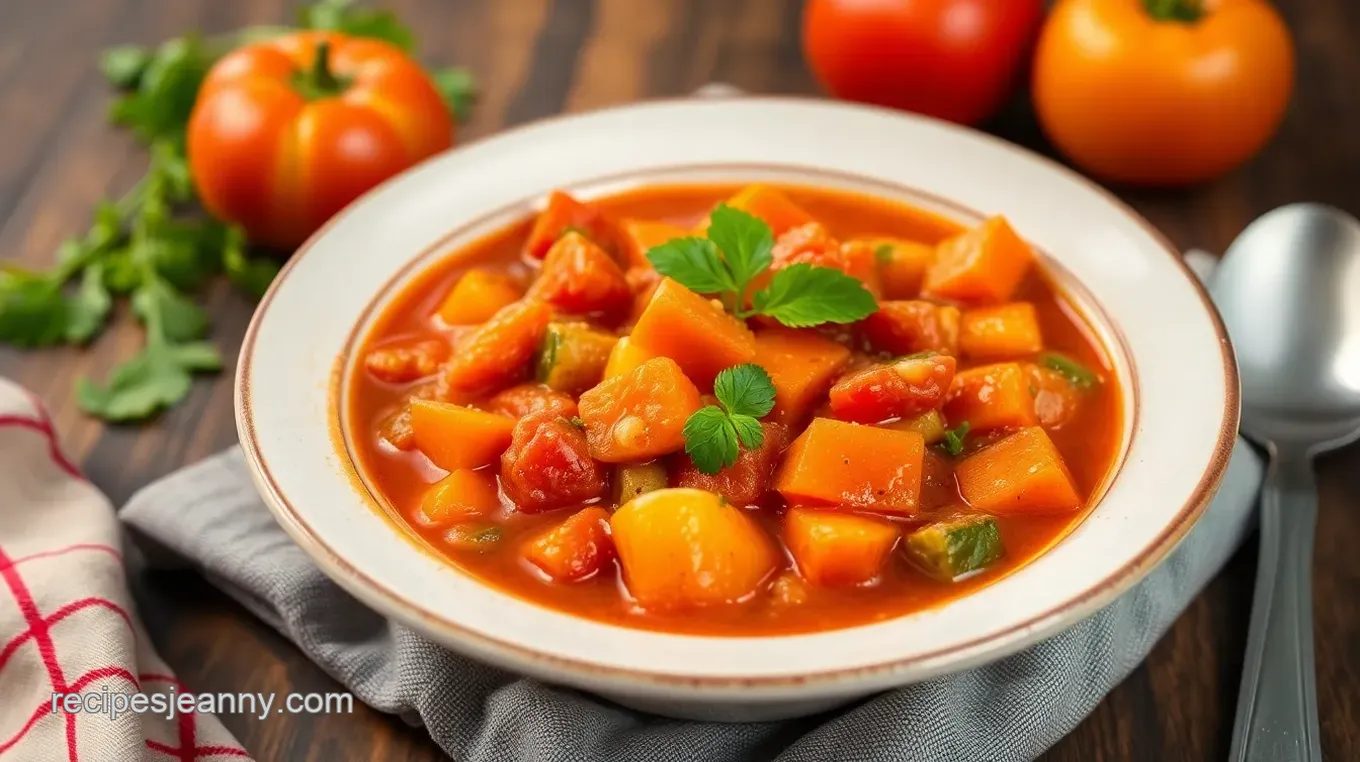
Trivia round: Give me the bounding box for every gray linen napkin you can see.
[120,250,1264,762]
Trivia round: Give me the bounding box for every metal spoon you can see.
[1211,203,1360,762]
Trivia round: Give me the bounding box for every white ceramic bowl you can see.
[235,98,1238,722]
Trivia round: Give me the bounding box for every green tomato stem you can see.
[1145,0,1203,22]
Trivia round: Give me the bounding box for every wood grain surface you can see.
[2,0,1358,759]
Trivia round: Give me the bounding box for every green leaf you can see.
[300,0,416,51]
[150,140,194,202]
[102,247,141,294]
[712,363,776,419]
[101,45,153,89]
[64,264,113,344]
[223,228,280,300]
[706,204,773,289]
[431,67,476,122]
[752,264,878,328]
[682,406,739,475]
[132,279,208,343]
[646,237,734,295]
[76,344,193,422]
[0,272,68,348]
[730,414,764,451]
[170,341,224,371]
[1042,353,1098,389]
[111,36,212,143]
[941,422,971,457]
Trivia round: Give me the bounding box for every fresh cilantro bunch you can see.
[0,0,476,422]
[646,204,878,327]
[683,364,778,474]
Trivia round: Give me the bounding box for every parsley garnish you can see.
[1041,353,1098,389]
[682,363,776,474]
[646,204,877,327]
[941,422,971,457]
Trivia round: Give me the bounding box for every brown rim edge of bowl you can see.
[234,96,1240,691]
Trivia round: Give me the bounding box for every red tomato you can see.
[802,0,1046,126]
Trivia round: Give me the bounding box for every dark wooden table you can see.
[3,0,1358,759]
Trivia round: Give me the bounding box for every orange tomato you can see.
[188,32,453,249]
[1032,0,1294,186]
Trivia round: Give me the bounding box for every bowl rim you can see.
[235,95,1239,693]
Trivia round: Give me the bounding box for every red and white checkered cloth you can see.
[0,378,249,761]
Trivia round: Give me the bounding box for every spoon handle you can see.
[1230,456,1323,762]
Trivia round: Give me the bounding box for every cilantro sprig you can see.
[0,0,476,422]
[646,205,878,328]
[941,422,971,457]
[683,364,777,475]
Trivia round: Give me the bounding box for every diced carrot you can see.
[944,362,1038,433]
[784,507,900,586]
[522,506,616,582]
[841,239,884,299]
[774,418,925,515]
[724,184,816,237]
[603,336,656,380]
[923,216,1035,304]
[959,302,1044,360]
[860,300,961,357]
[500,412,606,512]
[752,328,851,425]
[363,338,449,384]
[413,469,502,528]
[1026,362,1083,428]
[378,381,459,450]
[436,269,522,326]
[443,300,552,393]
[629,278,756,389]
[673,422,786,506]
[577,357,702,463]
[523,190,622,260]
[610,488,777,610]
[487,384,578,419]
[410,400,515,470]
[619,219,689,270]
[529,232,633,323]
[955,427,1082,513]
[859,238,935,300]
[828,354,956,424]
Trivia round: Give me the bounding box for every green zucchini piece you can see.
[444,524,502,554]
[884,409,947,444]
[615,462,669,504]
[906,514,1003,581]
[535,322,618,394]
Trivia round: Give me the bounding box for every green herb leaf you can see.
[110,37,212,143]
[300,0,416,51]
[222,227,280,300]
[568,416,585,429]
[941,422,971,457]
[706,204,773,290]
[751,264,878,327]
[713,363,776,419]
[170,341,224,371]
[682,406,740,475]
[131,278,208,343]
[0,273,69,348]
[1042,353,1098,389]
[730,414,764,451]
[64,264,113,344]
[431,67,477,122]
[646,237,735,295]
[76,343,195,421]
[101,45,154,89]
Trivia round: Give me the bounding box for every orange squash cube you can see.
[723,184,816,237]
[522,507,616,582]
[774,418,925,515]
[959,302,1044,361]
[619,219,689,270]
[944,362,1038,433]
[577,357,702,463]
[603,336,656,380]
[923,216,1035,304]
[752,328,851,425]
[784,507,900,587]
[629,278,756,389]
[413,469,502,528]
[435,269,522,326]
[410,400,515,470]
[866,239,935,300]
[955,427,1082,513]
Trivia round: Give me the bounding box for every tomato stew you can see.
[347,183,1123,636]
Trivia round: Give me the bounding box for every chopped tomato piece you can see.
[724,184,816,237]
[752,328,851,426]
[500,413,606,513]
[860,300,960,357]
[363,338,448,384]
[436,269,522,326]
[774,418,925,515]
[602,336,655,381]
[523,190,621,260]
[529,233,632,323]
[828,354,957,424]
[625,266,662,324]
[414,469,502,527]
[410,400,515,471]
[629,278,757,389]
[619,219,688,270]
[1026,362,1083,428]
[673,422,787,506]
[577,357,702,463]
[443,300,552,393]
[487,384,578,419]
[924,216,1034,304]
[959,302,1044,360]
[522,506,616,582]
[863,239,935,300]
[944,362,1038,433]
[769,223,882,298]
[784,507,899,586]
[610,488,777,610]
[956,427,1081,513]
